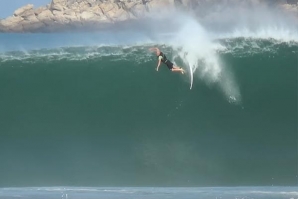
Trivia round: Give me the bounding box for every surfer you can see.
[149,47,185,74]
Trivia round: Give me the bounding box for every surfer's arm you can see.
[149,47,158,51]
[156,59,161,71]
[149,47,160,55]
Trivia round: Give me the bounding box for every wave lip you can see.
[166,18,241,102]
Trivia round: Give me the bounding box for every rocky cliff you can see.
[0,0,297,33]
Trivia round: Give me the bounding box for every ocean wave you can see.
[0,38,296,62]
[0,39,296,103]
[0,45,153,63]
[0,37,296,104]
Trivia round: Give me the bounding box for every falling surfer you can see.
[149,47,185,74]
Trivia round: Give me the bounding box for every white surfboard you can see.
[189,64,193,90]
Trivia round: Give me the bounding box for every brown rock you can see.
[0,0,297,33]
[80,11,96,20]
[51,3,64,11]
[53,12,71,24]
[36,9,55,26]
[51,0,67,6]
[50,0,67,11]
[1,16,24,27]
[0,21,9,32]
[78,1,92,12]
[19,9,35,19]
[22,15,44,31]
[146,0,174,12]
[37,9,54,18]
[9,24,24,32]
[132,4,149,17]
[66,1,79,9]
[35,7,47,15]
[99,2,116,13]
[64,14,80,23]
[14,4,34,16]
[24,14,39,23]
[108,8,129,21]
[1,16,24,32]
[89,5,103,15]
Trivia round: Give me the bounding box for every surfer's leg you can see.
[166,61,184,74]
[172,66,181,70]
[172,66,185,74]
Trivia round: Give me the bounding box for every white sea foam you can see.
[157,3,298,101]
[165,17,241,103]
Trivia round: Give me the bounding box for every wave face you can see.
[0,12,297,187]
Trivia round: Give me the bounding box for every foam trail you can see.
[168,17,240,102]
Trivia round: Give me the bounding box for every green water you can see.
[0,40,297,187]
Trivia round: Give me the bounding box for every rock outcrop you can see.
[0,0,297,32]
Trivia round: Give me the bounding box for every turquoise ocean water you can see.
[0,15,297,198]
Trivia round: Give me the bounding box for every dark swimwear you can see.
[158,52,174,70]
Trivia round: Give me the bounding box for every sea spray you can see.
[168,17,241,103]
